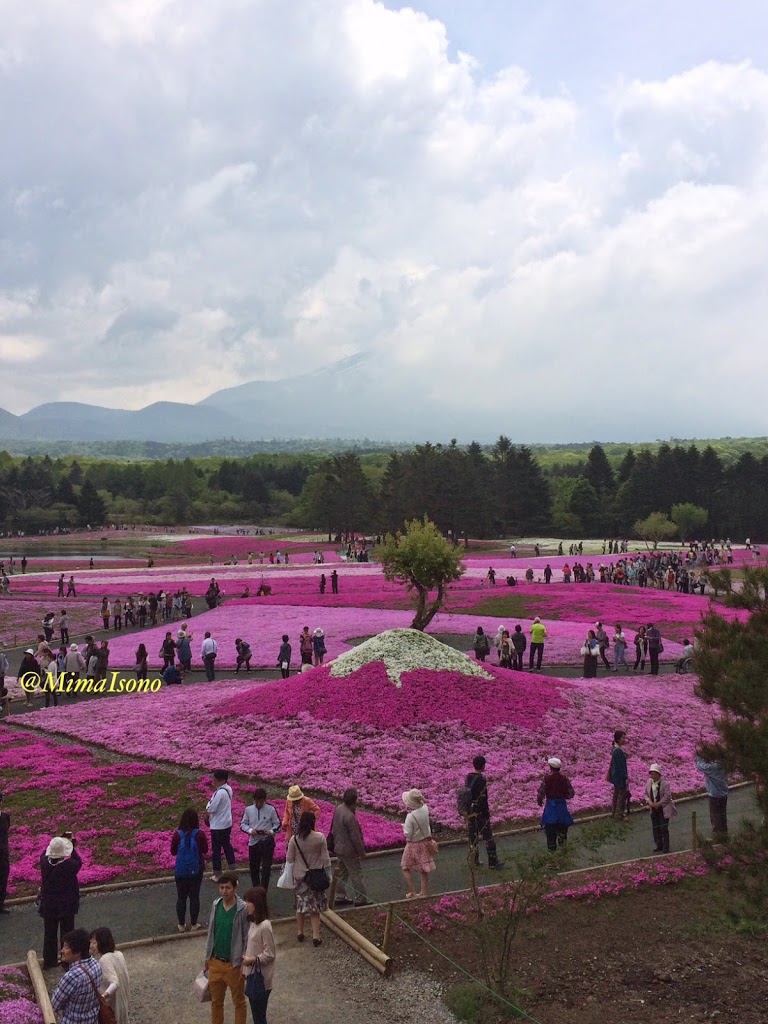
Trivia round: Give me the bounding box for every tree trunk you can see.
[410,582,444,631]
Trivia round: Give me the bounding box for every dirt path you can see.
[125,923,458,1024]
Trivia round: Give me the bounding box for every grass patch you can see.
[445,982,528,1022]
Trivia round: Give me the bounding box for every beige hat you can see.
[24,648,35,655]
[547,757,562,769]
[313,627,324,637]
[69,643,78,651]
[286,785,305,801]
[402,789,424,810]
[46,836,73,859]
[649,764,662,775]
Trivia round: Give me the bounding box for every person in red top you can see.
[536,757,575,852]
[171,808,209,932]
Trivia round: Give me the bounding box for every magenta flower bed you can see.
[18,664,716,829]
[0,598,101,647]
[0,729,402,891]
[0,966,42,1024]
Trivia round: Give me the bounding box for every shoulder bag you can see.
[245,962,265,999]
[411,814,439,858]
[79,963,117,1024]
[295,838,330,891]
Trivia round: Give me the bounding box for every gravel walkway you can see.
[121,923,459,1024]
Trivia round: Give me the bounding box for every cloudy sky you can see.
[2,0,768,441]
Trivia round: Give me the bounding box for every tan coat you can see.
[330,803,365,859]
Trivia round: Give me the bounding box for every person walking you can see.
[646,623,663,676]
[330,789,369,907]
[463,756,503,869]
[0,793,10,914]
[695,756,729,839]
[39,834,82,970]
[241,887,276,1024]
[595,622,611,670]
[643,763,677,852]
[633,626,648,672]
[613,624,629,672]
[172,807,208,931]
[582,630,599,678]
[100,598,111,631]
[204,873,249,1024]
[240,789,280,891]
[400,789,436,899]
[59,610,69,646]
[285,812,331,946]
[510,625,527,671]
[609,730,630,820]
[201,632,218,681]
[161,631,176,670]
[235,638,253,672]
[89,927,130,1024]
[529,617,547,671]
[281,786,321,840]
[66,576,76,598]
[472,627,491,662]
[537,757,575,852]
[206,770,236,881]
[277,635,291,679]
[330,570,338,594]
[51,929,102,1023]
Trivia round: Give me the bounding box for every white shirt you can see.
[403,804,431,842]
[201,637,218,658]
[206,784,233,829]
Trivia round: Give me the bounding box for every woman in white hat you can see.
[280,785,321,840]
[400,790,436,899]
[39,833,82,969]
[643,764,677,853]
[536,758,575,852]
[18,649,40,707]
[312,628,327,667]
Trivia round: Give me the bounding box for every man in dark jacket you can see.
[646,623,662,675]
[330,788,368,906]
[465,756,503,869]
[39,834,82,969]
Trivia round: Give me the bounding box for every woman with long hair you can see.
[134,643,148,681]
[89,927,131,1024]
[170,807,208,932]
[241,887,276,1024]
[285,812,331,946]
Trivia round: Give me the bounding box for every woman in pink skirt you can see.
[400,789,436,898]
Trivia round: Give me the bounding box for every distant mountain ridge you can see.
[0,352,428,443]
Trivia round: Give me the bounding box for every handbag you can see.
[276,861,294,889]
[192,969,211,1003]
[412,814,439,858]
[244,965,265,999]
[580,645,589,657]
[295,838,330,891]
[80,964,117,1024]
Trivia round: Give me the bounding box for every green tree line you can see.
[1,439,767,538]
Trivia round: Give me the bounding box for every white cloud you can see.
[1,0,767,440]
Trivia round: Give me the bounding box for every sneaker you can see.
[191,923,204,931]
[487,862,505,870]
[177,924,186,933]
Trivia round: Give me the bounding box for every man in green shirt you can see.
[204,872,249,1024]
[529,617,547,671]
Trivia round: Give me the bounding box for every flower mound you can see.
[329,627,492,686]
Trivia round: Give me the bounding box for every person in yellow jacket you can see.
[529,617,547,671]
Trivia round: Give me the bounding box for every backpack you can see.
[175,828,201,878]
[456,785,473,816]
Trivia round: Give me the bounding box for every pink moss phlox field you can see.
[225,661,573,731]
[0,966,43,1024]
[18,665,716,828]
[0,730,402,890]
[0,598,101,646]
[403,853,712,933]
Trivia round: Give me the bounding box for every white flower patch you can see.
[329,627,492,687]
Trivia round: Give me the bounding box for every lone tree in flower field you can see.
[633,510,677,550]
[376,516,465,631]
